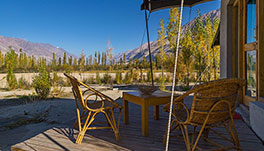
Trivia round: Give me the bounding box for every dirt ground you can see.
[0,85,130,151]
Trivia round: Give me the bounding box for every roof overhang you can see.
[141,0,215,12]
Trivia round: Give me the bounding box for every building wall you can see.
[220,0,236,78]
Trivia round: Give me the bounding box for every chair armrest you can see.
[163,89,196,112]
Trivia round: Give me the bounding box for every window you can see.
[246,51,256,98]
[246,0,256,43]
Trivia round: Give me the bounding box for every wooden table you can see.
[123,90,172,136]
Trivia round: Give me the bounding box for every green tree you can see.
[97,51,101,65]
[52,53,56,70]
[157,18,167,76]
[18,48,23,70]
[181,28,194,87]
[5,47,17,90]
[94,51,97,65]
[58,57,62,68]
[23,53,28,71]
[63,52,67,70]
[192,10,207,83]
[0,50,3,69]
[123,54,126,65]
[32,63,51,99]
[167,8,180,54]
[73,58,78,70]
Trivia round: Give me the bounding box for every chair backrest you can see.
[189,78,245,126]
[64,73,87,109]
[64,73,116,110]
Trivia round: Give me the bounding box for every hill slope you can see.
[0,36,75,61]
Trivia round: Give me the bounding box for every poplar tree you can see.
[73,58,78,70]
[167,8,180,54]
[97,51,101,65]
[94,51,97,65]
[5,47,17,90]
[157,18,166,76]
[68,56,73,67]
[52,53,56,70]
[0,50,2,68]
[181,28,194,87]
[23,53,28,71]
[192,10,207,83]
[58,57,62,68]
[63,52,67,70]
[18,48,23,70]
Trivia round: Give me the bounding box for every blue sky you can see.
[0,0,220,57]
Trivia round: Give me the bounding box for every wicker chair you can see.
[64,73,122,144]
[163,78,245,151]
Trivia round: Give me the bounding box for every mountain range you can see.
[0,36,75,62]
[114,9,220,62]
[0,9,219,63]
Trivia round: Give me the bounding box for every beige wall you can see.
[0,72,169,88]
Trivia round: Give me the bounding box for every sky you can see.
[0,0,220,57]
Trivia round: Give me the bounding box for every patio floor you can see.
[11,98,263,151]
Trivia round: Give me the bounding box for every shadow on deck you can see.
[11,98,263,151]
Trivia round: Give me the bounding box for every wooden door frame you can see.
[233,0,261,105]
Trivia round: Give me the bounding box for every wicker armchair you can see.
[64,73,122,144]
[163,78,245,151]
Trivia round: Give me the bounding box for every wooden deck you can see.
[11,98,263,151]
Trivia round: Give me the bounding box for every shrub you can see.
[147,70,152,82]
[96,72,101,85]
[124,71,132,84]
[83,77,95,84]
[51,72,59,86]
[132,70,139,82]
[166,73,172,83]
[32,65,51,99]
[159,75,166,91]
[115,71,122,84]
[18,77,31,89]
[7,72,17,90]
[102,73,112,84]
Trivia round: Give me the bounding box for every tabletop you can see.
[123,90,173,98]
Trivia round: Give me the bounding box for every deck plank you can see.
[11,99,263,151]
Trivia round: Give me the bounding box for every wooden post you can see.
[257,0,264,99]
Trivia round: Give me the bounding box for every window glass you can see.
[246,51,256,98]
[247,0,256,43]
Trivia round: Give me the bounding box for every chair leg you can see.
[163,120,177,145]
[76,112,97,144]
[228,120,240,150]
[179,124,191,151]
[203,128,210,142]
[73,110,89,129]
[110,108,120,140]
[191,126,197,146]
[104,110,120,141]
[117,108,122,129]
[192,124,207,151]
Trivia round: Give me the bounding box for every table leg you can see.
[154,105,159,120]
[123,98,129,124]
[142,104,149,136]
